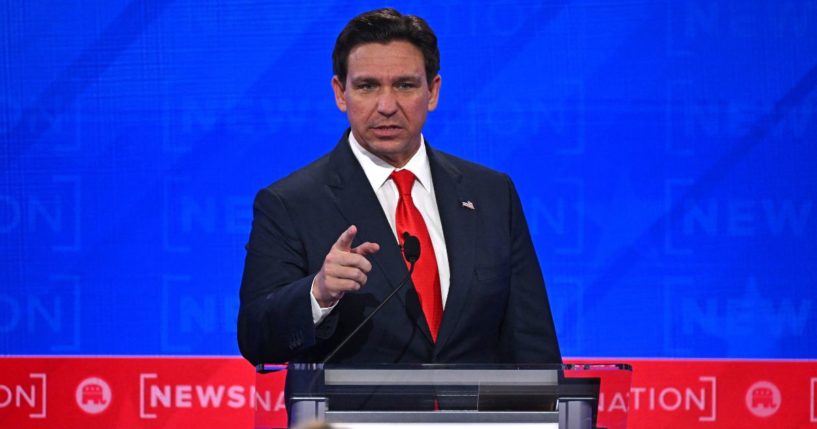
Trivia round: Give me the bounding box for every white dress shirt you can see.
[310,133,451,324]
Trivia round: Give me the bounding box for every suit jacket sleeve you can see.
[237,187,338,365]
[498,175,562,363]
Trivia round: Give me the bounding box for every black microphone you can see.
[322,232,420,364]
[401,231,420,264]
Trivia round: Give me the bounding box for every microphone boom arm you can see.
[322,232,420,364]
[321,261,416,364]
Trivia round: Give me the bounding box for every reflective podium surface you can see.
[255,363,632,429]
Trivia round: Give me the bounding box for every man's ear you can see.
[331,76,347,112]
[427,74,442,112]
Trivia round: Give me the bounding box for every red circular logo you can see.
[75,377,112,414]
[745,381,781,418]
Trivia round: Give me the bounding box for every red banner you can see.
[1,356,815,428]
[0,357,286,429]
[569,358,817,428]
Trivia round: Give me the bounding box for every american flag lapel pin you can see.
[461,200,475,210]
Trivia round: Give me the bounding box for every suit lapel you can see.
[324,133,435,344]
[427,146,477,353]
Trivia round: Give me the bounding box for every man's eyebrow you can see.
[394,75,422,82]
[350,77,379,84]
[350,74,423,83]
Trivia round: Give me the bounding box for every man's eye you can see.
[397,82,418,90]
[356,83,376,91]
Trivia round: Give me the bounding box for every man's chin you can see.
[363,140,420,167]
[362,136,406,151]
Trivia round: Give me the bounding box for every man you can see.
[238,8,560,377]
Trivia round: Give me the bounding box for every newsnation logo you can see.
[1,357,816,428]
[139,373,284,419]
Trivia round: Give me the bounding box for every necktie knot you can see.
[390,169,416,196]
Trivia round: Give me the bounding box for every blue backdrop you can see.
[1,0,815,358]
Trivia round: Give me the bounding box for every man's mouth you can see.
[371,125,403,137]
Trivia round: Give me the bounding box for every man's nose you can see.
[376,90,398,116]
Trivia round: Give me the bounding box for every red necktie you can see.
[390,169,443,342]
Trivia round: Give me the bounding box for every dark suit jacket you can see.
[238,132,561,373]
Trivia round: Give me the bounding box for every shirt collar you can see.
[348,132,434,193]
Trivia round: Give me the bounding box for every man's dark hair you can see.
[332,8,440,86]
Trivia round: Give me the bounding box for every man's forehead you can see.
[346,41,424,68]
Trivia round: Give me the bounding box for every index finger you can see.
[332,225,357,251]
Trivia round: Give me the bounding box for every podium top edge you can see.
[256,363,633,373]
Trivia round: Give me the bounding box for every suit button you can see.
[288,331,303,350]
